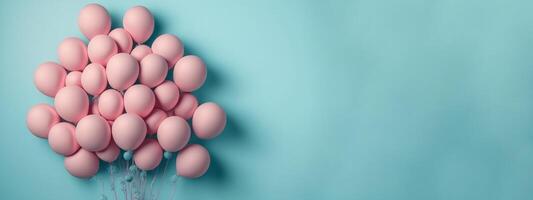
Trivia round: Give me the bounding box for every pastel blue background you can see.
[1,0,533,199]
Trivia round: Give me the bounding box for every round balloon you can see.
[124,84,155,117]
[157,116,190,152]
[58,37,88,71]
[145,108,167,134]
[76,114,111,152]
[96,141,120,163]
[34,62,66,97]
[98,89,124,120]
[123,6,154,44]
[78,3,111,40]
[87,35,117,65]
[152,34,184,67]
[108,28,133,53]
[130,44,152,62]
[173,93,198,120]
[139,54,168,88]
[173,55,207,92]
[176,144,210,178]
[48,122,79,156]
[54,86,89,123]
[112,113,147,150]
[81,63,107,96]
[106,53,139,91]
[65,71,82,87]
[64,149,99,178]
[154,81,180,111]
[134,139,163,170]
[26,104,60,138]
[192,102,226,139]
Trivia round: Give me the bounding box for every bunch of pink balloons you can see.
[27,4,226,180]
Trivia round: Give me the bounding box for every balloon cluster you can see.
[26,4,226,181]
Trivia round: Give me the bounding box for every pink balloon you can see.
[81,63,107,96]
[176,144,210,178]
[130,44,152,62]
[78,3,111,40]
[96,140,120,163]
[106,53,139,91]
[88,35,117,66]
[54,86,89,123]
[98,89,124,120]
[134,139,163,170]
[139,54,168,88]
[108,28,133,53]
[124,84,155,117]
[58,37,88,71]
[26,104,60,138]
[65,71,82,87]
[64,149,99,178]
[157,116,190,152]
[112,113,147,150]
[173,55,207,92]
[34,62,66,97]
[192,102,226,139]
[152,34,184,67]
[154,81,180,111]
[145,109,167,134]
[48,122,79,156]
[76,114,111,152]
[173,93,198,120]
[90,96,100,115]
[123,6,154,44]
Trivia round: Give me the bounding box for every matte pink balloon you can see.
[48,122,79,156]
[76,114,111,152]
[139,54,168,88]
[58,37,88,71]
[130,45,152,62]
[176,144,210,178]
[54,86,89,123]
[26,104,60,138]
[109,28,133,53]
[173,55,207,92]
[81,63,107,96]
[34,62,66,97]
[96,141,120,163]
[173,93,198,120]
[154,81,180,111]
[192,102,226,139]
[123,6,154,44]
[98,89,124,120]
[78,3,111,40]
[90,96,100,115]
[124,84,155,117]
[64,149,99,178]
[88,35,117,65]
[134,139,163,170]
[145,109,167,134]
[106,53,139,91]
[152,34,184,67]
[65,71,82,87]
[157,116,190,152]
[112,113,147,150]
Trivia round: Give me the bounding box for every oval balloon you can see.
[173,93,198,120]
[154,81,180,111]
[134,139,163,170]
[26,104,60,138]
[65,71,82,87]
[173,55,207,92]
[106,53,139,91]
[98,89,124,120]
[145,108,167,134]
[78,3,111,40]
[48,122,79,156]
[87,35,117,65]
[130,44,152,62]
[58,37,88,71]
[123,6,154,44]
[75,114,111,152]
[112,113,147,150]
[152,34,183,67]
[176,144,210,178]
[34,62,66,97]
[139,54,167,88]
[108,28,133,53]
[96,140,120,163]
[81,63,107,96]
[124,84,155,117]
[54,86,89,123]
[157,116,190,152]
[192,102,226,139]
[64,149,99,178]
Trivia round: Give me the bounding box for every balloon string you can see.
[169,177,181,200]
[155,160,170,200]
[110,164,118,200]
[124,159,129,200]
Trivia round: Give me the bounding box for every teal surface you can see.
[1,0,533,199]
